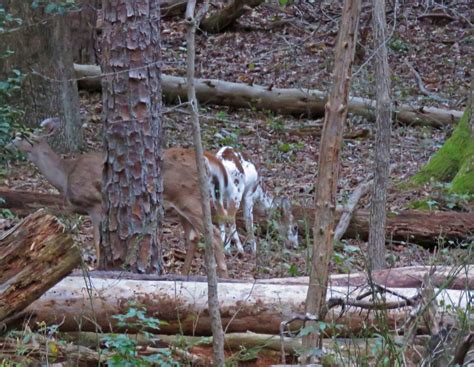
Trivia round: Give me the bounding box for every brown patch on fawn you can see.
[220,147,245,174]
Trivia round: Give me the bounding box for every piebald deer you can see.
[216,146,298,254]
[11,118,229,277]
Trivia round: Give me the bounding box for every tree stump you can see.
[0,209,81,323]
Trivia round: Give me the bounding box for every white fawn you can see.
[11,118,229,277]
[215,146,298,254]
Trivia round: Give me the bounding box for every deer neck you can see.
[29,144,68,194]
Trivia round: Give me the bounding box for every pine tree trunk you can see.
[0,2,83,153]
[100,0,163,273]
[368,0,391,271]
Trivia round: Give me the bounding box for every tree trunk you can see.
[368,0,391,271]
[0,2,83,153]
[0,210,80,323]
[100,1,163,273]
[23,275,468,337]
[68,0,100,64]
[73,64,464,128]
[411,108,474,194]
[200,0,265,33]
[185,2,225,365]
[303,0,361,358]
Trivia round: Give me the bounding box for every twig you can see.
[279,313,318,363]
[334,177,373,242]
[404,59,449,104]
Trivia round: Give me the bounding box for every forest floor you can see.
[2,1,472,278]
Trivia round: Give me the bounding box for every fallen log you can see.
[61,331,428,364]
[0,187,69,216]
[0,333,104,365]
[3,187,473,246]
[200,0,265,33]
[74,64,463,127]
[284,206,474,246]
[70,265,473,290]
[24,275,469,336]
[0,209,81,323]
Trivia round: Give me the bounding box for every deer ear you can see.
[40,117,61,135]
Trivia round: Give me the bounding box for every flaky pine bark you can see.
[0,2,83,153]
[185,1,225,365]
[302,0,361,359]
[368,0,391,271]
[0,210,80,323]
[100,1,163,273]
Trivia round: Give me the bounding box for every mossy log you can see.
[0,209,81,323]
[412,108,474,194]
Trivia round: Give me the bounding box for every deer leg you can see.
[180,216,198,275]
[89,208,102,266]
[243,194,257,254]
[227,204,244,254]
[213,227,229,278]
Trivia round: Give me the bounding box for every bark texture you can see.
[185,1,225,365]
[74,64,464,127]
[23,275,469,336]
[0,210,80,323]
[304,0,361,355]
[0,2,83,153]
[100,1,163,273]
[368,0,391,271]
[69,0,100,64]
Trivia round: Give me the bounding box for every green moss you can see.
[411,108,473,185]
[451,144,474,194]
[407,199,437,211]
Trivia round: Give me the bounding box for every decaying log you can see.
[73,64,463,127]
[281,206,474,246]
[0,187,69,216]
[0,209,81,323]
[3,187,474,246]
[24,275,469,336]
[200,0,265,33]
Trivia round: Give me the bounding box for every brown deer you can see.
[11,118,229,277]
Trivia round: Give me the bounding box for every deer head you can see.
[10,117,60,153]
[273,196,299,249]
